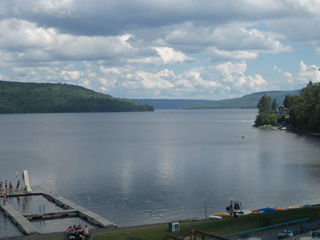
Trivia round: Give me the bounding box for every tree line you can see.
[0,81,154,114]
[255,81,320,133]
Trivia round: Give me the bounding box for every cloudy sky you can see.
[0,0,320,100]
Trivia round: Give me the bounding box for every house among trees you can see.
[278,105,289,115]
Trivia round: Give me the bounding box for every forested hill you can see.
[131,99,209,109]
[0,80,154,114]
[180,90,301,109]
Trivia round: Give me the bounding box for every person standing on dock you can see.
[9,182,13,195]
[5,180,7,193]
[84,225,92,240]
[16,180,20,191]
[2,193,7,205]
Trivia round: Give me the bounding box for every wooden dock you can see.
[44,193,117,228]
[0,186,117,236]
[0,200,39,235]
[23,210,78,220]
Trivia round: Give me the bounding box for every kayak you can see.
[208,215,224,219]
[207,213,231,219]
[274,206,283,211]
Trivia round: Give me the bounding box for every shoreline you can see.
[3,207,320,240]
[253,124,320,136]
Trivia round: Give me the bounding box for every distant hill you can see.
[0,80,154,114]
[131,90,301,110]
[181,90,301,109]
[130,99,209,109]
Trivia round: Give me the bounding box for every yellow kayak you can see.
[274,206,283,211]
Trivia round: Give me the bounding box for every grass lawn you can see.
[51,206,320,240]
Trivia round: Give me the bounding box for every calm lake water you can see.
[1,109,320,237]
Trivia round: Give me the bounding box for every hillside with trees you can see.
[0,80,154,114]
[180,90,300,109]
[255,81,320,133]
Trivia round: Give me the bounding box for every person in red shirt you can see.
[16,180,20,191]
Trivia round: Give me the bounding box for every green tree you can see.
[288,81,320,132]
[271,99,277,113]
[283,95,294,108]
[257,94,271,113]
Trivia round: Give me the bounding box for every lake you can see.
[1,109,320,237]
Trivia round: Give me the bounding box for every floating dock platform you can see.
[0,170,117,236]
[0,200,39,235]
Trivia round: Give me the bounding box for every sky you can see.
[0,0,320,100]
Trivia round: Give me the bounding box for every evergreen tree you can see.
[257,94,271,113]
[283,95,294,108]
[271,99,277,113]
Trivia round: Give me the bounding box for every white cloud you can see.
[153,47,198,65]
[0,19,55,51]
[161,23,292,59]
[0,19,141,65]
[283,72,292,78]
[214,61,267,93]
[207,47,258,60]
[297,61,320,83]
[209,27,291,53]
[98,78,117,91]
[2,60,269,99]
[100,66,121,75]
[1,0,320,99]
[60,70,80,81]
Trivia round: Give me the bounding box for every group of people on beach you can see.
[64,224,92,240]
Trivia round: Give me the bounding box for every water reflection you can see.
[0,206,24,238]
[8,195,64,214]
[1,110,320,232]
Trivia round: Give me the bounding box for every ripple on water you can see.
[6,195,65,214]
